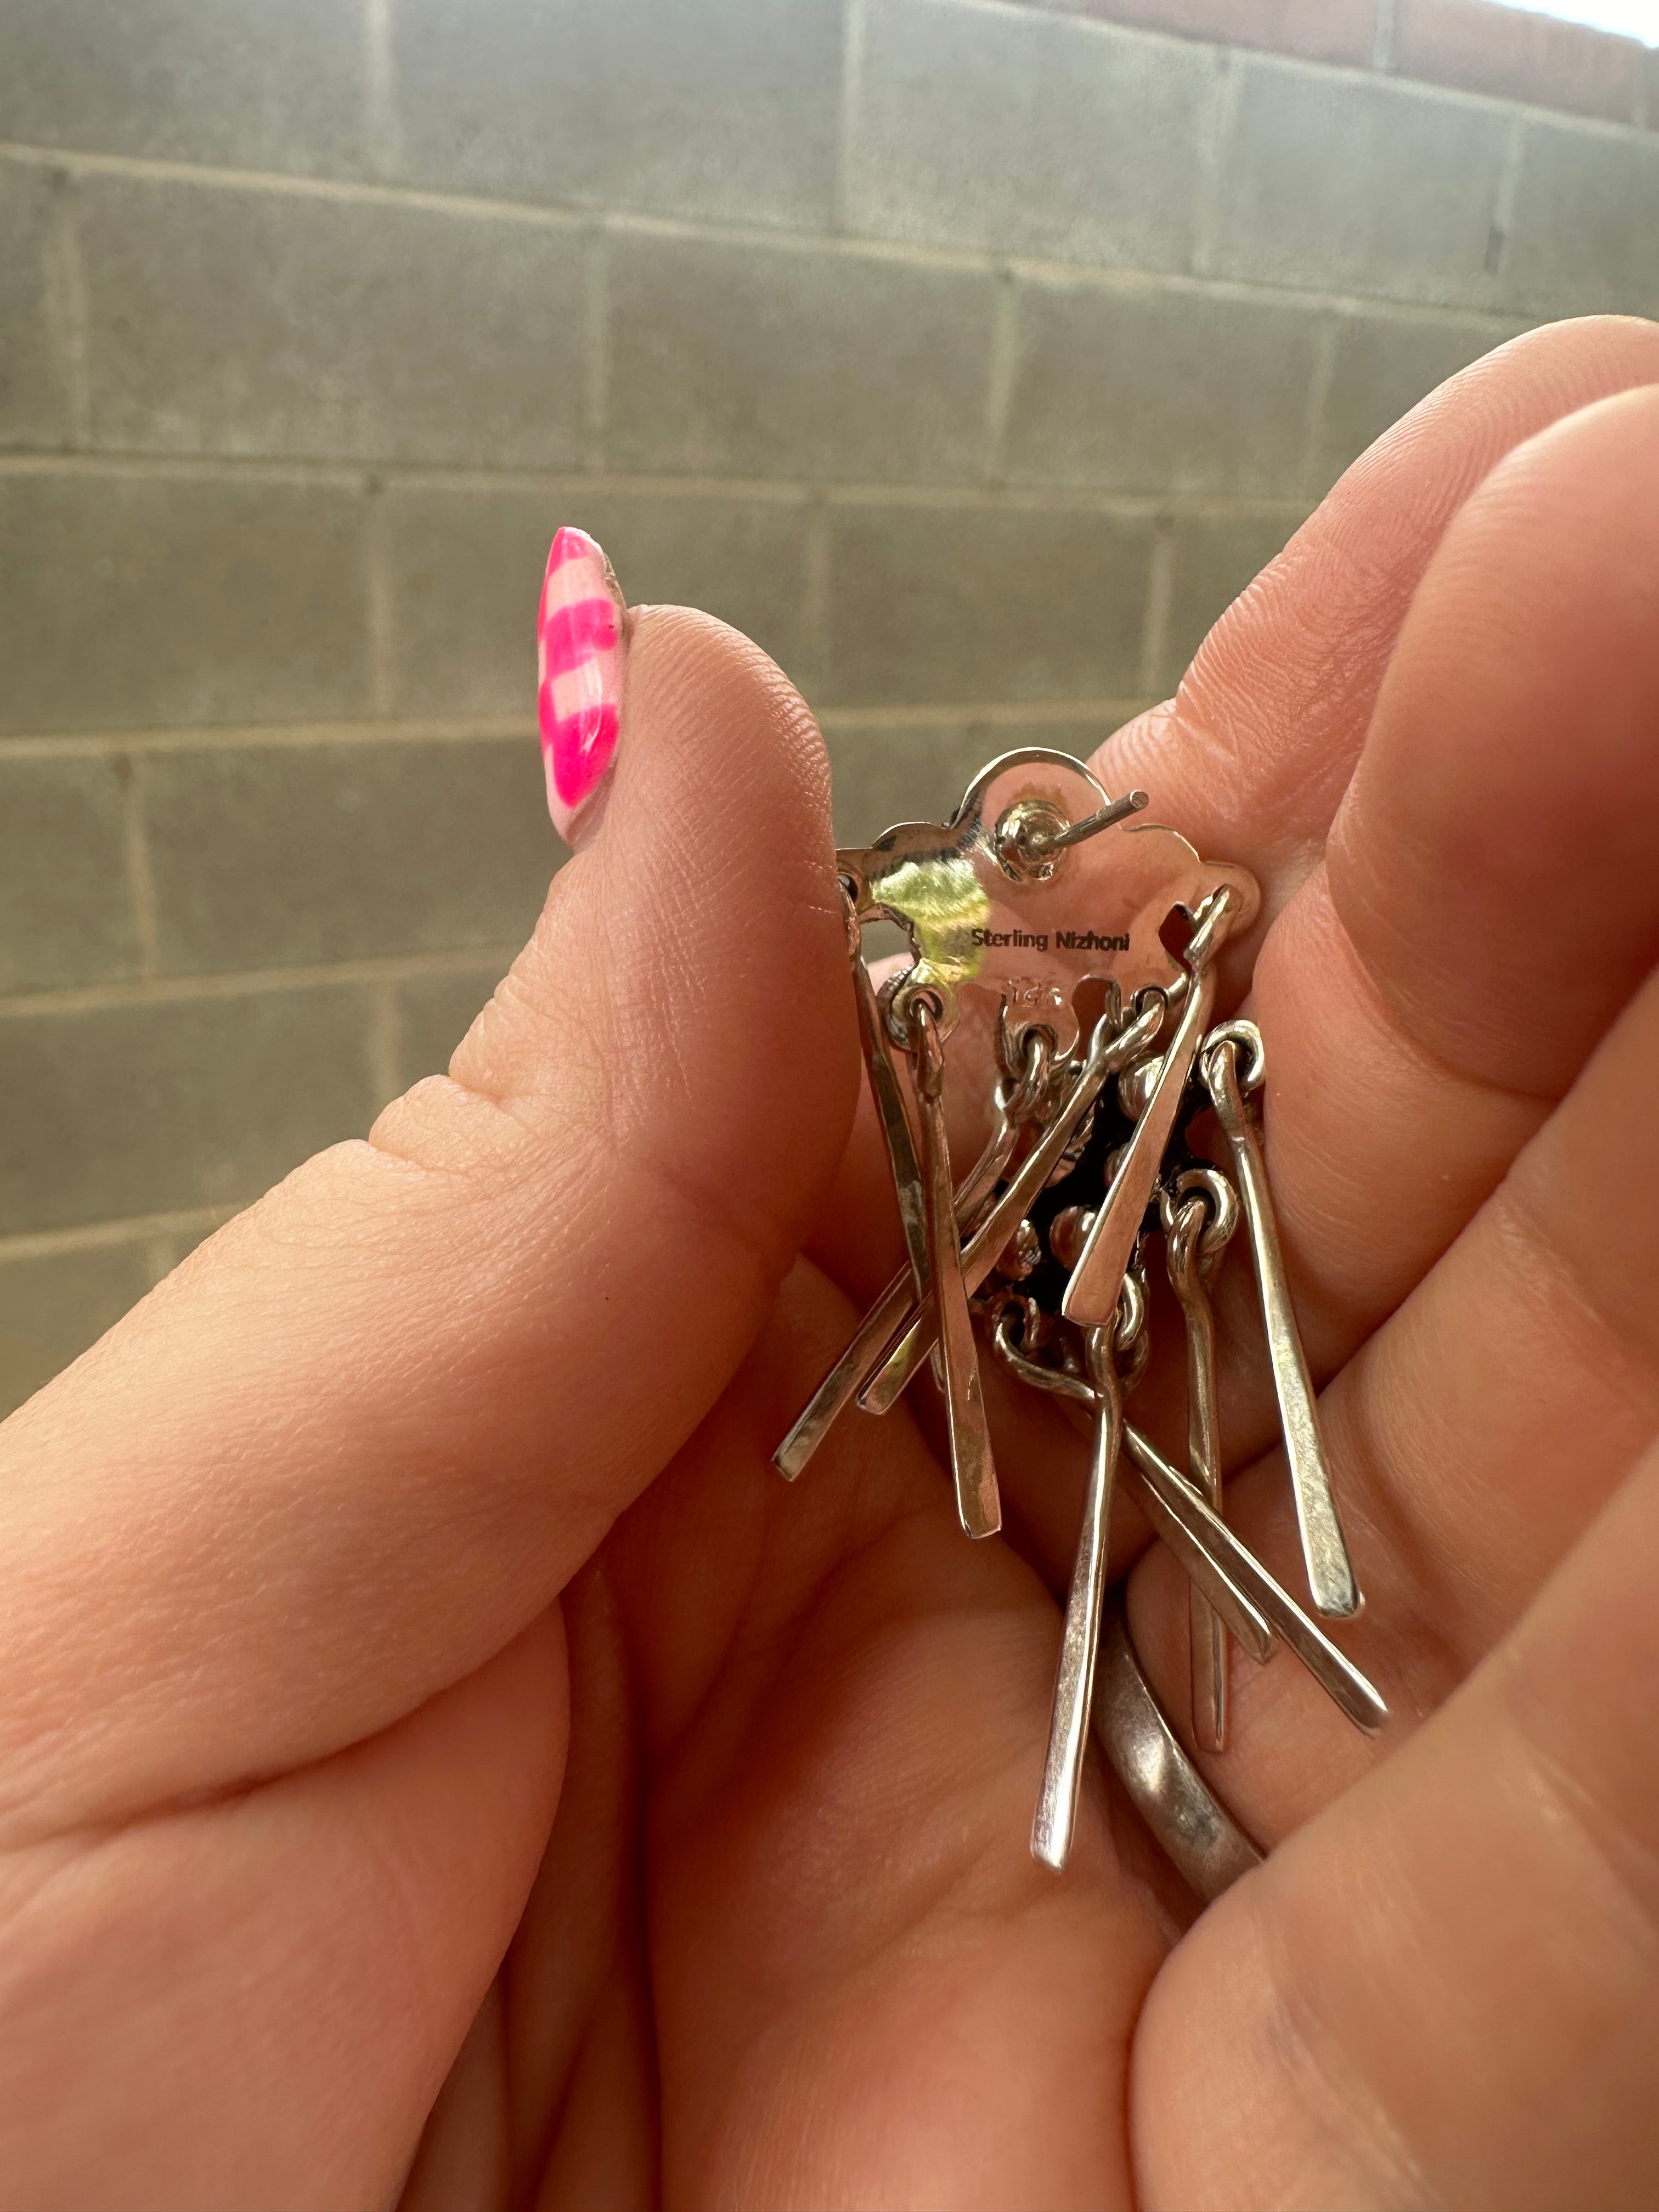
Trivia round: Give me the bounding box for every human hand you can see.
[1,314,1657,2210]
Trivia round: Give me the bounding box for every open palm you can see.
[2,315,1657,2211]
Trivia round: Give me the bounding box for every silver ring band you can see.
[1091,1596,1263,1903]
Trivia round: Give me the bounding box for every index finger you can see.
[1098,314,1659,952]
[816,318,1659,1324]
[981,315,1659,1585]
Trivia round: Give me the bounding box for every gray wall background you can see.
[3,0,1658,1413]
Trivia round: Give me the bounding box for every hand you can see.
[2,314,1657,2211]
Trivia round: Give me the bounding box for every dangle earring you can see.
[776,748,1387,1882]
[1160,1164,1240,1752]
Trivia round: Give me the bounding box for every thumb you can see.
[0,554,856,1839]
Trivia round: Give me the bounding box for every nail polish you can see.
[537,526,627,842]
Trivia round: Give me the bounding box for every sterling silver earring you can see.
[777,749,1385,1884]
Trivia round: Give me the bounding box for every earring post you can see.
[1025,787,1149,857]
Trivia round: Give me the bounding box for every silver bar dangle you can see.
[907,995,1000,1539]
[1061,884,1237,1330]
[1201,1025,1360,1621]
[857,995,1165,1416]
[1161,1167,1240,1753]
[1121,1425,1385,1733]
[1031,1271,1143,1872]
[846,894,931,1299]
[989,1297,1272,1666]
[773,1033,1040,1482]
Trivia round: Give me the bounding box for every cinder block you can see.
[824,504,1152,708]
[827,723,980,847]
[1022,0,1373,67]
[1501,120,1659,319]
[606,234,997,484]
[1208,59,1509,305]
[391,964,509,1091]
[0,986,376,1235]
[826,719,1119,847]
[0,165,71,450]
[390,0,840,229]
[1158,512,1305,692]
[0,0,367,176]
[142,738,557,976]
[0,1241,154,1419]
[1395,0,1645,127]
[382,487,551,724]
[382,486,819,718]
[1312,311,1511,488]
[846,0,1213,270]
[77,177,587,467]
[0,755,140,992]
[0,473,370,734]
[1004,278,1324,496]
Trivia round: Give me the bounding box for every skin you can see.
[1,314,1658,2210]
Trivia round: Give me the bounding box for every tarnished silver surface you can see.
[1028,1268,1155,1875]
[992,1306,1272,1667]
[912,997,1000,1539]
[989,1290,1295,1882]
[1115,1457,1273,1666]
[848,899,930,1297]
[839,748,1260,1056]
[1163,1168,1240,1754]
[1047,1205,1096,1274]
[1122,1424,1387,1734]
[856,997,1165,1415]
[1202,1026,1361,1622]
[995,1217,1043,1283]
[1031,1323,1125,1873]
[775,747,1386,1885]
[1060,889,1235,1327]
[1092,1600,1264,1905]
[772,1043,1037,1481]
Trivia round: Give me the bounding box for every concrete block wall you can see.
[3,0,1657,1412]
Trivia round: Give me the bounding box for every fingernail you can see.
[537,526,628,843]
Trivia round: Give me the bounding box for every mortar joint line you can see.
[1137,524,1178,701]
[1483,114,1527,297]
[143,1230,182,1289]
[0,944,524,1023]
[1188,47,1241,283]
[0,718,540,760]
[1,699,1194,757]
[0,449,1341,522]
[116,751,162,978]
[1298,312,1345,506]
[834,0,870,237]
[363,482,397,720]
[803,498,834,699]
[583,227,610,473]
[366,980,403,1107]
[982,267,1020,485]
[363,0,403,178]
[0,131,1611,311]
[1371,0,1397,75]
[39,165,91,448]
[818,697,1150,731]
[0,1204,243,1266]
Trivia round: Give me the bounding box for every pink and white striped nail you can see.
[537,526,628,843]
